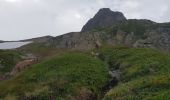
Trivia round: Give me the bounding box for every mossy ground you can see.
[0,50,22,75]
[1,46,170,100]
[0,52,109,100]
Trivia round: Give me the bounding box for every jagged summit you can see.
[81,8,127,32]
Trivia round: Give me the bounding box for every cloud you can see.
[118,0,170,22]
[5,0,17,3]
[0,0,169,40]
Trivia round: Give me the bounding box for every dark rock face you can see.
[81,8,126,32]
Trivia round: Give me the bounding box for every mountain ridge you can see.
[43,8,170,51]
[3,8,170,51]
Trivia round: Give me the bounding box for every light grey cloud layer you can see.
[0,0,169,40]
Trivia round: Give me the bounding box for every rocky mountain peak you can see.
[81,8,127,32]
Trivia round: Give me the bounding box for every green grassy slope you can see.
[0,52,109,100]
[98,47,170,100]
[1,46,170,100]
[0,50,21,75]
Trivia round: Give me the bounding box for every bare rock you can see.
[81,8,126,32]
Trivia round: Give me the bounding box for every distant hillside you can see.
[42,8,170,51]
[21,35,53,43]
[0,36,52,45]
[17,8,170,51]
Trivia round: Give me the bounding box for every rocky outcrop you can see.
[134,27,170,51]
[81,8,126,32]
[45,23,170,51]
[46,32,103,50]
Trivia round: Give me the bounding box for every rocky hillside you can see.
[43,8,170,51]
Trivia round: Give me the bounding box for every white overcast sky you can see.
[0,0,170,40]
